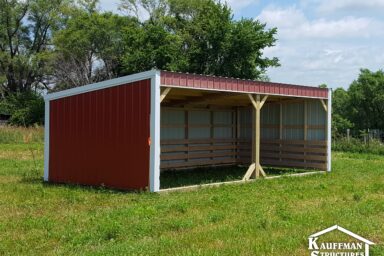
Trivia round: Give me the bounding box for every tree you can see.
[0,0,67,93]
[120,19,183,74]
[219,18,279,79]
[348,69,384,130]
[52,3,136,89]
[119,0,279,79]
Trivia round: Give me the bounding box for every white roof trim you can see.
[309,225,374,245]
[44,69,158,101]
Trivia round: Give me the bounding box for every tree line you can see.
[0,0,279,125]
[332,69,384,138]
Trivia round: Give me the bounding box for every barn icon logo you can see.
[308,225,374,256]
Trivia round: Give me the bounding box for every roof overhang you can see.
[161,71,329,99]
[44,69,329,101]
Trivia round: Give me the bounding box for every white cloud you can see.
[317,0,384,14]
[257,6,306,28]
[257,5,384,88]
[257,6,381,39]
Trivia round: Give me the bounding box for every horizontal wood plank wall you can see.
[160,100,328,171]
[161,107,237,169]
[239,139,327,170]
[161,138,327,170]
[161,138,244,169]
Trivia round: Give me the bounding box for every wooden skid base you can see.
[159,171,325,193]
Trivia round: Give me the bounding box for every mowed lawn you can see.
[0,142,383,255]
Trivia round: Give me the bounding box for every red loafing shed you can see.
[44,70,331,192]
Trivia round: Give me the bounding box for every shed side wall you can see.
[49,79,151,190]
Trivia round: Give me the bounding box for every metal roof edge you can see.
[159,70,328,91]
[44,69,158,101]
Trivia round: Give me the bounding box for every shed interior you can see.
[159,87,328,186]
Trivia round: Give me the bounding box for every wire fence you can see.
[343,129,384,143]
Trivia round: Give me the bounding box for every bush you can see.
[333,137,384,155]
[0,91,44,126]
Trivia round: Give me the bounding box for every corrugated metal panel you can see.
[49,79,151,190]
[307,100,326,140]
[213,111,233,138]
[283,102,304,140]
[161,109,185,140]
[239,108,252,139]
[188,110,210,139]
[160,71,328,99]
[261,103,279,139]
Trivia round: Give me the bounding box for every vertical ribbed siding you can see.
[49,79,151,190]
[160,71,328,98]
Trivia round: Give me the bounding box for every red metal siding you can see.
[49,79,151,190]
[160,71,328,99]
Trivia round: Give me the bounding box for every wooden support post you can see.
[243,94,268,180]
[320,99,327,112]
[235,108,240,163]
[255,95,261,178]
[251,107,255,165]
[210,109,214,161]
[185,109,189,164]
[279,102,283,162]
[160,87,172,103]
[304,100,307,164]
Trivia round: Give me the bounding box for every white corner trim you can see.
[44,69,158,101]
[327,89,332,172]
[43,100,50,181]
[149,71,161,192]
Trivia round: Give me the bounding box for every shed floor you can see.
[160,166,313,189]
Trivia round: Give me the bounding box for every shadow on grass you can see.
[19,165,314,192]
[160,165,310,189]
[20,175,150,195]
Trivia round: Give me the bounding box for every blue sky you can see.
[99,0,384,89]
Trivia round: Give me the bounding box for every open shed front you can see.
[157,73,331,192]
[160,88,328,170]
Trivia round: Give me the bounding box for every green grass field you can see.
[0,129,383,255]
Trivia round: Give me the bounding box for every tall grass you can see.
[0,125,44,144]
[333,137,384,155]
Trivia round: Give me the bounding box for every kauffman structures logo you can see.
[308,225,375,256]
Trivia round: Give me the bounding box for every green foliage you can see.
[0,91,44,126]
[333,137,384,155]
[332,69,384,136]
[120,20,183,74]
[348,69,384,130]
[332,114,353,138]
[318,84,327,88]
[119,0,279,79]
[219,18,279,79]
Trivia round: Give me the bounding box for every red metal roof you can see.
[160,71,328,99]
